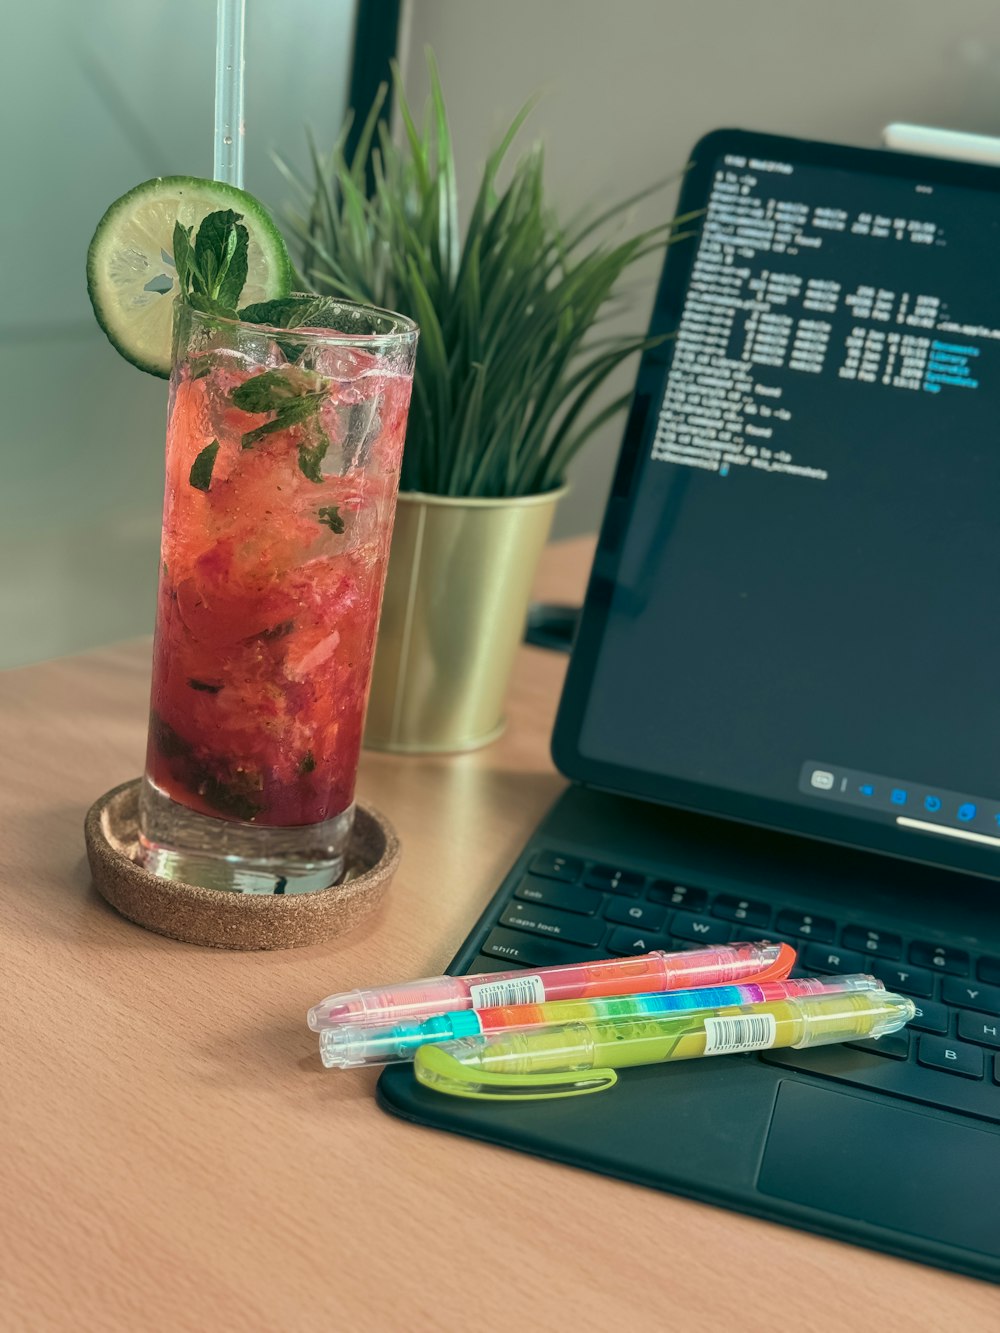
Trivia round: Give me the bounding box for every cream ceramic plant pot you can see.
[364,488,566,753]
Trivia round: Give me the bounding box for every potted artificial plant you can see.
[281,60,686,751]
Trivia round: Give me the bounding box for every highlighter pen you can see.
[307,939,792,1030]
[413,990,916,1100]
[318,974,882,1068]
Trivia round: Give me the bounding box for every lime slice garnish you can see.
[86,176,293,378]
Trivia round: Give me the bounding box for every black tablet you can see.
[553,128,1000,881]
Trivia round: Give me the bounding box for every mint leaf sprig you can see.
[173,210,249,318]
[230,367,332,481]
[238,295,353,363]
[173,215,349,331]
[297,435,329,483]
[230,367,325,411]
[179,218,355,495]
[317,504,345,533]
[189,439,220,491]
[239,295,346,329]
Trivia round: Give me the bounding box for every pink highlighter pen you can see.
[306,940,795,1031]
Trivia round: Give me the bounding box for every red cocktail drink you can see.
[139,299,417,892]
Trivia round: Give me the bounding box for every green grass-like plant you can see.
[279,57,694,497]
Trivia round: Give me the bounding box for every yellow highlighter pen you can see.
[413,989,916,1100]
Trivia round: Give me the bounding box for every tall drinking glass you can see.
[139,298,418,892]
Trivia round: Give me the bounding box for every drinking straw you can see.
[213,0,246,188]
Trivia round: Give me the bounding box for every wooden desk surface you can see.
[1,538,996,1332]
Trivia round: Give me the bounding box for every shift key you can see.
[481,928,588,968]
[500,901,606,948]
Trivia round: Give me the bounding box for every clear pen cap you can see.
[319,1025,372,1069]
[318,1011,483,1068]
[792,990,915,1046]
[307,980,459,1031]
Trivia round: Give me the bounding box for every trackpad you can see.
[758,1081,1000,1256]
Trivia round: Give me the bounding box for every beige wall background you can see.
[4,0,1000,667]
[399,0,1000,537]
[0,0,354,670]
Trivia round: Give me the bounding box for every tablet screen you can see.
[556,130,1000,878]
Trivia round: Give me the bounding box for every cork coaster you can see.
[84,779,400,950]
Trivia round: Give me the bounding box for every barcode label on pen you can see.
[469,974,546,1009]
[702,1013,777,1055]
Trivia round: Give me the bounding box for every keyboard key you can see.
[995,1054,1000,1086]
[480,928,593,968]
[500,902,606,948]
[671,915,731,946]
[957,1012,1000,1049]
[529,851,583,883]
[909,999,950,1035]
[871,961,934,998]
[711,895,770,928]
[466,954,526,975]
[841,925,902,960]
[979,957,1000,986]
[942,978,1000,1015]
[802,943,865,974]
[917,1036,984,1080]
[762,1045,999,1121]
[774,910,835,943]
[607,927,672,956]
[604,899,668,931]
[846,1030,910,1060]
[667,937,715,952]
[583,864,644,897]
[515,875,602,916]
[647,882,708,913]
[909,941,970,975]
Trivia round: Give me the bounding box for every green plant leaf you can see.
[298,427,330,482]
[240,295,344,330]
[172,221,194,293]
[188,678,223,692]
[317,504,345,533]
[184,292,238,320]
[289,50,689,496]
[238,387,325,449]
[189,439,220,491]
[232,368,324,412]
[427,52,459,282]
[539,391,634,492]
[193,209,240,297]
[215,222,250,308]
[391,58,433,200]
[403,256,451,478]
[241,416,290,449]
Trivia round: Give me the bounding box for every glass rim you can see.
[178,292,419,347]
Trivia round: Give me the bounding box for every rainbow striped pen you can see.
[413,990,917,1101]
[307,939,793,1031]
[318,975,881,1068]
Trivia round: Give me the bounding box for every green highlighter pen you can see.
[413,989,916,1101]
